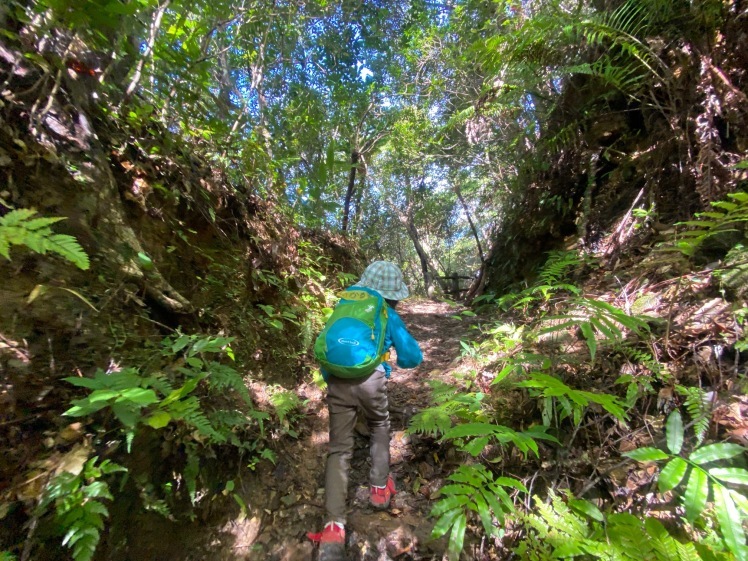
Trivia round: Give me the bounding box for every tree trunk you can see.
[125,0,170,98]
[455,184,484,262]
[341,150,359,232]
[395,203,448,296]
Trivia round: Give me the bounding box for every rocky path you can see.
[235,299,471,561]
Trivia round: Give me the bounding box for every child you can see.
[308,261,423,559]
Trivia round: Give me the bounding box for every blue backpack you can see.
[314,286,389,378]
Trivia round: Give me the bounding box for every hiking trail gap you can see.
[123,300,473,561]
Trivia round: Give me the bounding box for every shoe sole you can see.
[319,542,346,561]
[369,496,391,510]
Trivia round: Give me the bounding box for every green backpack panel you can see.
[314,287,388,378]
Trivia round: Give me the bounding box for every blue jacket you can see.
[381,306,423,377]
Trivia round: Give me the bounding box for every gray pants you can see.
[325,368,390,523]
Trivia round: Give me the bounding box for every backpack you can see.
[314,286,389,378]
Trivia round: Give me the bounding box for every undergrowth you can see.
[409,194,748,560]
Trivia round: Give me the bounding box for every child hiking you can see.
[309,261,423,560]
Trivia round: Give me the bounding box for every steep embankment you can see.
[0,37,361,561]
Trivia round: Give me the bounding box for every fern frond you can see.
[537,251,583,286]
[0,209,89,269]
[0,208,37,225]
[267,386,302,424]
[169,396,225,443]
[518,491,714,560]
[205,362,252,405]
[147,373,175,397]
[676,385,711,445]
[408,404,454,437]
[665,191,748,258]
[44,234,90,270]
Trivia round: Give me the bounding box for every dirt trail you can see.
[236,299,471,561]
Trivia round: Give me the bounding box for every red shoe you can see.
[307,521,345,544]
[307,522,345,560]
[370,475,396,509]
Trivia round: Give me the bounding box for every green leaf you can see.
[64,376,105,390]
[658,457,688,493]
[552,543,586,557]
[481,487,507,524]
[729,489,748,520]
[683,467,708,522]
[111,402,139,428]
[430,494,472,518]
[117,388,159,406]
[88,390,119,403]
[447,512,467,561]
[64,400,108,417]
[449,465,488,485]
[136,252,154,270]
[147,411,171,429]
[45,234,90,270]
[185,357,203,368]
[438,483,475,496]
[568,497,603,521]
[494,477,528,492]
[714,484,747,560]
[431,507,462,539]
[441,422,497,440]
[689,443,746,465]
[623,447,669,462]
[461,436,490,456]
[710,467,748,486]
[472,494,496,537]
[666,411,684,454]
[580,322,596,360]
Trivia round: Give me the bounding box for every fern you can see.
[614,344,668,408]
[208,409,255,449]
[0,209,89,269]
[169,396,225,443]
[205,362,253,406]
[577,0,668,86]
[676,385,711,445]
[61,331,271,526]
[267,386,302,426]
[146,372,176,397]
[39,457,126,561]
[517,372,628,427]
[516,491,718,560]
[667,191,748,258]
[407,381,487,438]
[624,411,748,559]
[431,464,526,560]
[440,420,559,458]
[512,251,584,307]
[537,250,584,287]
[537,296,650,360]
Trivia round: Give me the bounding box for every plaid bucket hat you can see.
[357,261,410,301]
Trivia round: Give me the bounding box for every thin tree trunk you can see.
[353,165,366,234]
[455,184,484,262]
[125,0,170,98]
[341,150,359,232]
[394,203,448,295]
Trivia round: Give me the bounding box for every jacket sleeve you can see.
[387,310,423,369]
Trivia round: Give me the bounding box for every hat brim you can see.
[358,282,409,301]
